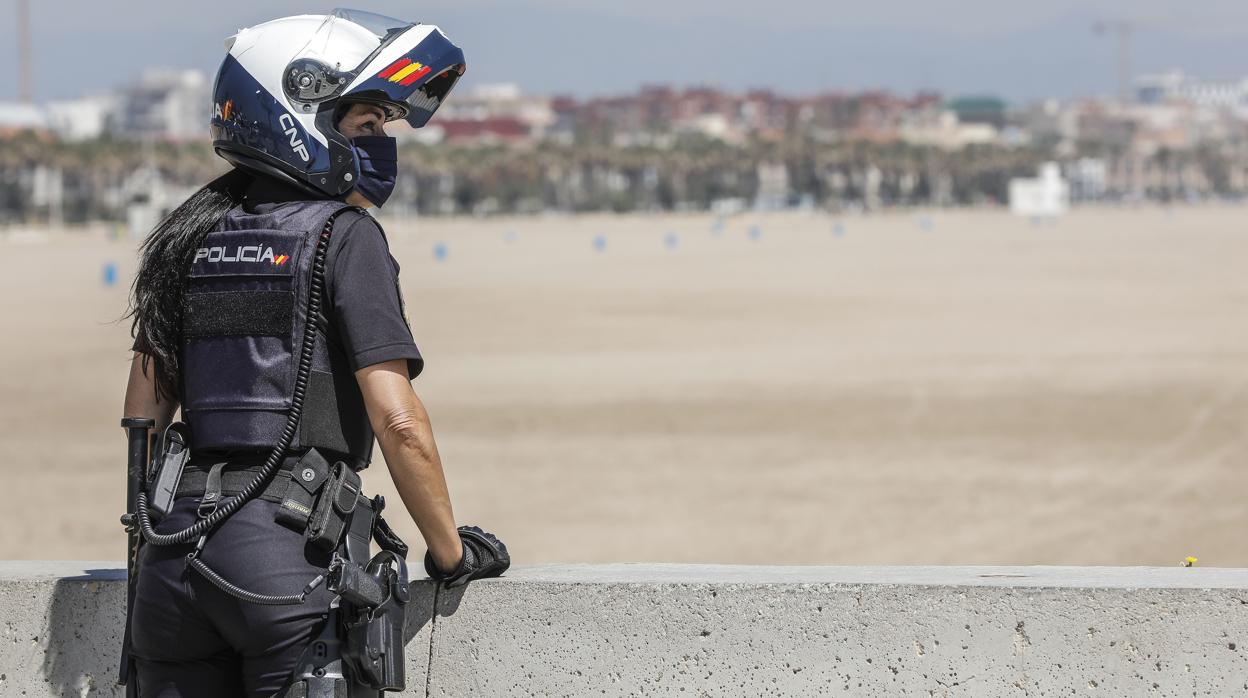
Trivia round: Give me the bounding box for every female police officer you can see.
[120,9,507,696]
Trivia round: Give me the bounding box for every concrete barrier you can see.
[3,562,1247,696]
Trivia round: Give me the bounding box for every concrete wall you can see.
[3,562,1247,696]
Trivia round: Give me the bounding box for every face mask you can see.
[350,136,398,208]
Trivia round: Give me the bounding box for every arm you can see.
[356,359,463,573]
[123,353,178,436]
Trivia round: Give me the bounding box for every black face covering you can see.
[351,136,398,207]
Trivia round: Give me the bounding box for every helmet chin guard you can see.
[210,8,466,198]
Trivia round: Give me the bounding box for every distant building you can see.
[847,91,909,141]
[675,112,737,143]
[948,96,1007,129]
[437,117,530,144]
[1,70,207,142]
[1009,163,1069,217]
[46,96,117,141]
[1066,158,1108,202]
[754,162,790,210]
[429,83,553,145]
[108,69,211,141]
[899,109,998,150]
[1135,71,1248,109]
[0,102,43,136]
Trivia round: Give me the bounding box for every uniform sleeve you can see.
[326,215,424,379]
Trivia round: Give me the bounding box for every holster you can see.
[331,550,410,692]
[228,447,413,696]
[282,506,410,697]
[281,606,375,698]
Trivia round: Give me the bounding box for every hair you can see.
[125,168,254,402]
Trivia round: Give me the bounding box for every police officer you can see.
[121,9,507,697]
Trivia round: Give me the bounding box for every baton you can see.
[119,418,154,691]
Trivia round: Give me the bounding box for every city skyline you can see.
[6,1,1248,104]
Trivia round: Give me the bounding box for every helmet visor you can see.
[283,8,414,104]
[325,7,411,42]
[289,8,465,128]
[299,8,414,64]
[343,26,467,127]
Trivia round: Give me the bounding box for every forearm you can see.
[375,412,462,571]
[357,360,464,572]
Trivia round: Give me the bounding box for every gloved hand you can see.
[424,525,510,588]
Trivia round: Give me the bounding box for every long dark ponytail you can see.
[126,168,253,401]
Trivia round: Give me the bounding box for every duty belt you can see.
[176,450,342,541]
[175,459,300,506]
[171,449,407,561]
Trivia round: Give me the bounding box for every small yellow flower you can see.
[1181,556,1198,568]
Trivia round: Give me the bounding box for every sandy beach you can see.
[1,206,1244,566]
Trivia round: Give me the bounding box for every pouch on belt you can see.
[274,448,331,531]
[308,460,362,552]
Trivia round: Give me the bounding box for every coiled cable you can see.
[187,556,325,606]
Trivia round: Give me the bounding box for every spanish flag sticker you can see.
[376,58,432,87]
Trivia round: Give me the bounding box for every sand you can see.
[1,206,1245,566]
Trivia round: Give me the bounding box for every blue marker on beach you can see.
[103,262,118,287]
[593,235,607,252]
[665,232,679,250]
[433,242,448,262]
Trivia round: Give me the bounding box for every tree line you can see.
[2,131,1245,225]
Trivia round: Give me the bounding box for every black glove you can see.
[425,525,510,588]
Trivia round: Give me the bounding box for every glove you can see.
[425,525,510,588]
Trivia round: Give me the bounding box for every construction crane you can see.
[1092,19,1136,106]
[17,0,32,103]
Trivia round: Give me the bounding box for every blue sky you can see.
[6,0,1248,103]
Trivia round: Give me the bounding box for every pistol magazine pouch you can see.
[309,461,362,552]
[274,449,364,555]
[274,448,331,531]
[148,422,192,519]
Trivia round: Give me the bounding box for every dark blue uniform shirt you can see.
[245,178,423,380]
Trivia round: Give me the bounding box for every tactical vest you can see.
[179,200,374,469]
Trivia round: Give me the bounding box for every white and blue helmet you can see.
[211,8,465,197]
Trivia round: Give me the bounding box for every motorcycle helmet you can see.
[211,8,465,197]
